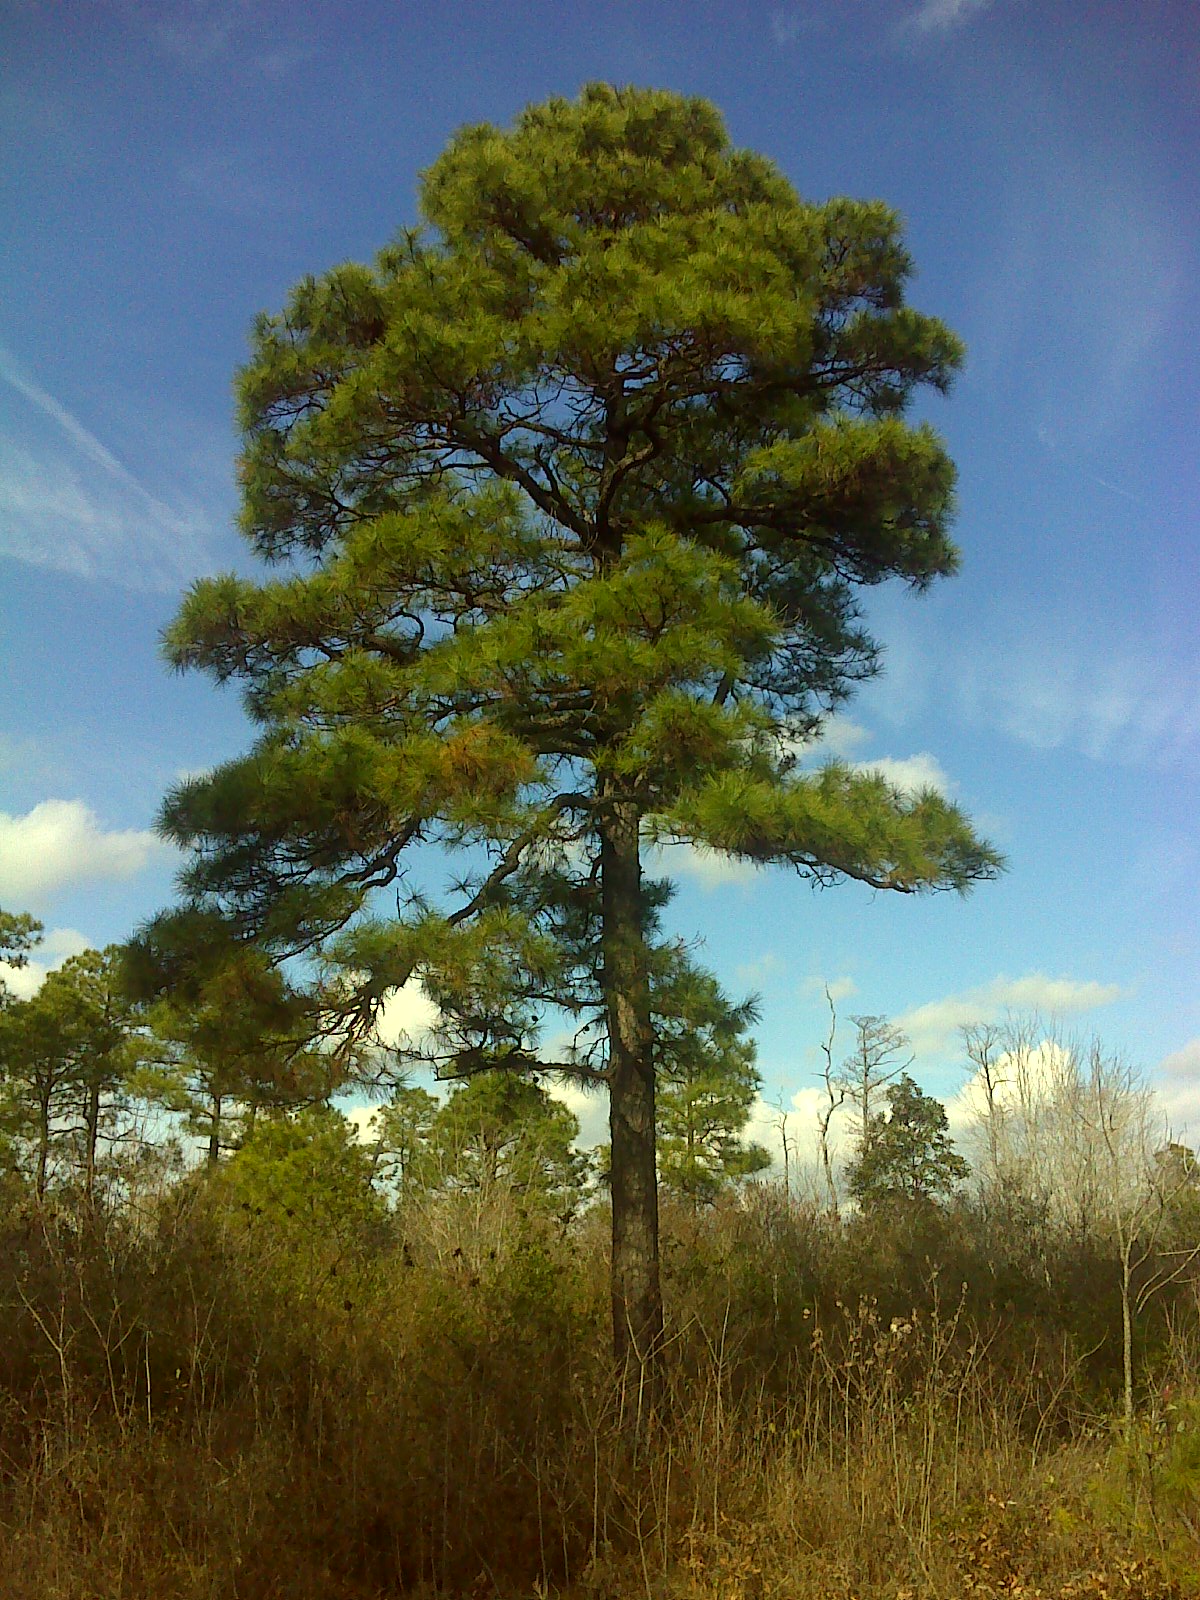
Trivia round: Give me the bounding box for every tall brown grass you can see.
[1,1180,1197,1598]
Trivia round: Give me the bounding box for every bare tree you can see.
[814,987,847,1215]
[962,1016,1200,1435]
[1078,1041,1200,1438]
[838,1015,912,1170]
[961,1020,1007,1199]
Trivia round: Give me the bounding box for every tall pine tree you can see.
[135,85,1000,1373]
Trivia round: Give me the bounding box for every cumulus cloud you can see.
[0,800,172,907]
[343,1104,384,1145]
[854,752,952,797]
[1154,1039,1200,1144]
[651,840,760,891]
[0,926,91,1000]
[943,1036,1072,1137]
[373,981,441,1052]
[894,974,1120,1061]
[794,718,954,796]
[549,1079,611,1152]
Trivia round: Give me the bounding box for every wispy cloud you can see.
[969,84,1183,447]
[0,799,173,909]
[736,951,783,988]
[955,624,1200,768]
[178,148,302,218]
[907,0,993,31]
[0,348,217,588]
[801,974,858,1004]
[769,7,823,45]
[894,973,1121,1061]
[148,0,315,76]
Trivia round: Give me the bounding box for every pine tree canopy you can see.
[133,83,1001,1365]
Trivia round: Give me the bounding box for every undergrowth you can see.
[0,1180,1197,1598]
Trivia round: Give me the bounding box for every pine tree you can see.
[0,946,145,1201]
[846,1072,968,1205]
[138,958,343,1167]
[134,84,1001,1373]
[426,1073,590,1213]
[654,962,770,1207]
[0,908,42,1003]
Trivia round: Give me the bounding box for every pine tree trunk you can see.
[207,1094,222,1167]
[601,787,663,1387]
[84,1082,100,1205]
[36,1082,52,1200]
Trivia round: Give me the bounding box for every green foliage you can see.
[654,962,770,1205]
[0,907,42,1000]
[847,1072,968,1206]
[0,945,147,1199]
[138,78,998,1062]
[135,955,344,1166]
[132,82,1000,1356]
[382,1072,592,1213]
[218,1104,387,1266]
[371,1082,439,1191]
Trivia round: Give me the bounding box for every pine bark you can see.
[600,787,663,1386]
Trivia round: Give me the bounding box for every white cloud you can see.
[955,624,1200,768]
[736,951,783,987]
[0,800,172,908]
[549,1079,610,1152]
[908,0,992,31]
[344,1104,383,1145]
[0,348,217,589]
[894,973,1121,1061]
[790,715,871,762]
[794,717,954,796]
[1154,1040,1200,1144]
[652,841,760,891]
[373,980,441,1052]
[853,752,951,797]
[943,1036,1071,1137]
[0,926,91,1000]
[800,974,857,1004]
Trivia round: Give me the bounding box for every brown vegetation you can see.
[1,1175,1198,1599]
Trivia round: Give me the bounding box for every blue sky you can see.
[2,0,1197,1154]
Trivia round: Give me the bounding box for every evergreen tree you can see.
[0,946,145,1201]
[846,1072,968,1205]
[371,1083,440,1192]
[138,958,344,1167]
[134,85,1000,1371]
[427,1073,590,1213]
[0,908,42,1004]
[654,963,770,1207]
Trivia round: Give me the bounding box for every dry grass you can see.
[0,1183,1197,1598]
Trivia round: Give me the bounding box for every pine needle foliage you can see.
[136,84,1001,1366]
